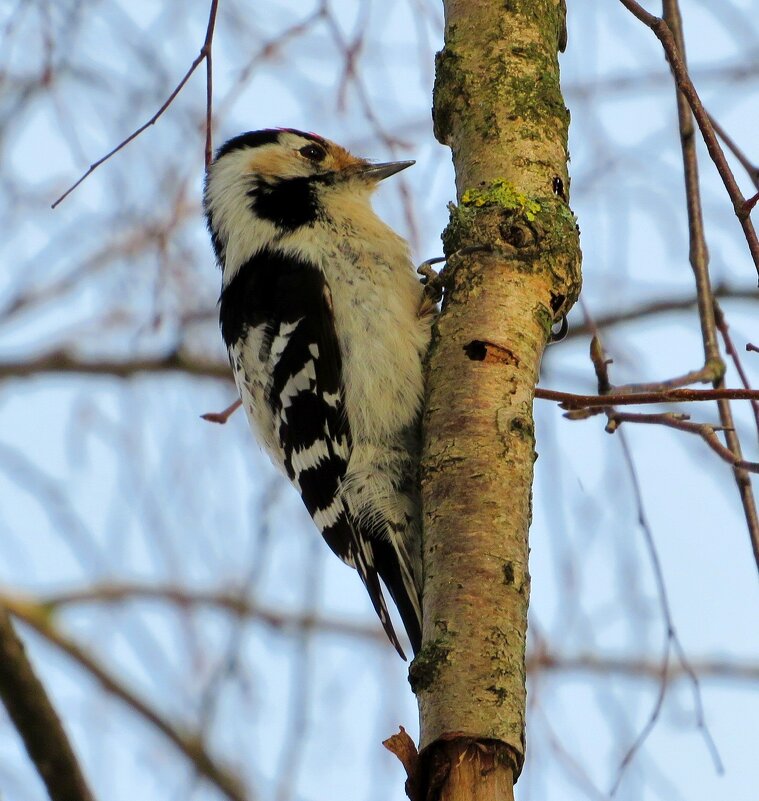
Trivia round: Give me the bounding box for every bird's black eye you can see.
[299,143,326,162]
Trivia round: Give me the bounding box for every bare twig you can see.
[606,412,759,473]
[708,113,759,191]
[204,0,218,167]
[660,0,759,568]
[529,651,759,683]
[51,0,219,208]
[35,582,385,642]
[609,436,722,795]
[535,386,759,408]
[4,596,248,801]
[0,349,231,380]
[560,284,758,340]
[714,303,759,438]
[0,605,96,801]
[618,0,759,279]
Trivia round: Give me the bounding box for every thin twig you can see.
[0,605,96,801]
[607,412,759,473]
[714,303,759,438]
[660,0,759,568]
[51,0,220,208]
[535,386,759,408]
[708,113,759,191]
[561,286,758,341]
[609,435,722,795]
[566,285,759,340]
[35,582,385,641]
[618,0,759,279]
[529,651,759,683]
[204,0,218,167]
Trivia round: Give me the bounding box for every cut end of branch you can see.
[382,726,420,801]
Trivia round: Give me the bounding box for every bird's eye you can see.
[299,144,326,162]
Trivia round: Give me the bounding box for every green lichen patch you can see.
[408,635,452,694]
[461,179,542,221]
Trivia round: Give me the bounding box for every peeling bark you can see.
[415,0,581,797]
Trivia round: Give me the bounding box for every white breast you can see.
[278,195,430,446]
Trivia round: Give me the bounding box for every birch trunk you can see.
[412,0,581,796]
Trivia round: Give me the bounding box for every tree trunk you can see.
[412,0,581,796]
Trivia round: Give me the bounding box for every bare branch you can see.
[0,605,96,801]
[529,651,759,684]
[51,0,219,208]
[606,411,759,473]
[659,0,759,567]
[708,113,759,191]
[535,386,759,408]
[714,303,759,437]
[618,0,759,280]
[0,350,231,381]
[36,583,385,642]
[562,285,758,341]
[3,596,248,801]
[609,435,722,795]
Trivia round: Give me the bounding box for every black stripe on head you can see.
[214,129,325,161]
[214,130,280,161]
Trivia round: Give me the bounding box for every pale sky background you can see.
[0,2,757,801]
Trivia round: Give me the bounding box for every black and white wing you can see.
[219,248,411,658]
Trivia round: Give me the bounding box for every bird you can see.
[203,128,433,658]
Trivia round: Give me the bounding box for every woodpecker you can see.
[203,128,432,658]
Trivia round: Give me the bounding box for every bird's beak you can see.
[355,160,415,182]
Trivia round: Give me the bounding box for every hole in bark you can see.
[463,340,520,365]
[463,340,487,361]
[500,222,529,247]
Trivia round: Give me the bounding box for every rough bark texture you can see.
[413,0,581,796]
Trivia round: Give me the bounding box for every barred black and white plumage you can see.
[203,128,433,658]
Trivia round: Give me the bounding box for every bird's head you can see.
[203,128,414,271]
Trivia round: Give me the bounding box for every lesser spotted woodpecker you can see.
[203,128,433,658]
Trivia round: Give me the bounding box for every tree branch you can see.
[535,386,759,408]
[417,1,580,797]
[606,411,759,473]
[35,582,385,642]
[617,0,759,280]
[0,605,96,801]
[51,0,219,208]
[3,596,248,801]
[660,0,759,567]
[0,350,231,381]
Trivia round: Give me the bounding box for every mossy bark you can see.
[415,0,581,796]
